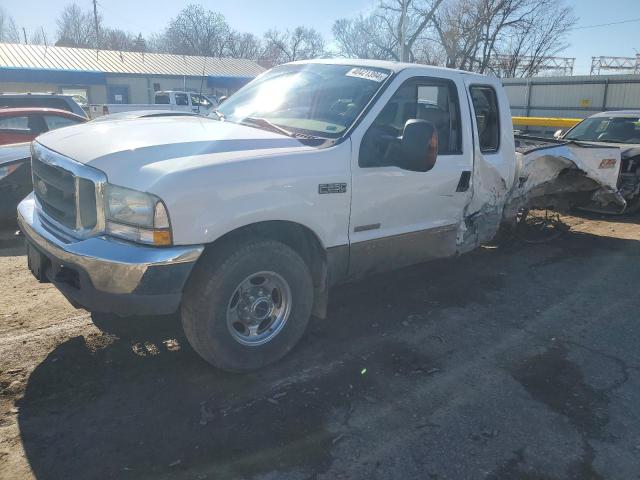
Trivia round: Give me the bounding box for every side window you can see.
[43,115,81,131]
[0,116,29,131]
[175,93,189,106]
[470,86,499,153]
[190,94,211,107]
[155,93,170,105]
[359,77,461,168]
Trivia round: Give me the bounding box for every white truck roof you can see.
[290,58,490,80]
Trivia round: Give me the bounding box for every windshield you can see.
[565,116,640,143]
[216,64,391,138]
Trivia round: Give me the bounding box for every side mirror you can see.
[390,119,438,172]
[553,129,564,140]
[218,96,228,104]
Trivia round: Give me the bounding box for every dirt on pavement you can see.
[1,212,639,480]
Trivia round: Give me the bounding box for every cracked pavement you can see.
[1,212,640,479]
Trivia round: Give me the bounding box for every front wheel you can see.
[181,239,314,372]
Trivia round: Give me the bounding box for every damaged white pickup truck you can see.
[18,59,624,371]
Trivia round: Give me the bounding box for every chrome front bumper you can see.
[18,194,204,315]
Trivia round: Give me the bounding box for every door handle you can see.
[456,171,471,192]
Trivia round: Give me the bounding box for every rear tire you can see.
[181,239,314,372]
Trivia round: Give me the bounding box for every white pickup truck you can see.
[18,59,623,371]
[89,90,218,118]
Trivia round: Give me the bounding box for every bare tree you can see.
[378,0,444,61]
[490,1,576,77]
[101,28,136,51]
[55,2,99,48]
[333,0,575,77]
[332,15,398,60]
[226,32,262,60]
[29,28,48,46]
[261,27,324,67]
[333,0,443,62]
[433,0,576,76]
[0,7,20,43]
[132,33,146,53]
[161,4,231,57]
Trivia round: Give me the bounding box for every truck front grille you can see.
[31,143,105,237]
[32,156,78,229]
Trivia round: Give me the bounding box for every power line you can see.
[572,17,640,30]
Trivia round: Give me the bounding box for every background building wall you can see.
[503,74,640,119]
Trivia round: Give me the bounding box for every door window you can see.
[469,86,500,152]
[43,115,82,131]
[359,77,461,168]
[190,94,211,107]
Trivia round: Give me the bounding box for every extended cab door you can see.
[463,79,514,188]
[348,70,475,276]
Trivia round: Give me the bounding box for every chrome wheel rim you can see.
[226,271,292,346]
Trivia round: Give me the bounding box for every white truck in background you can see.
[18,59,624,372]
[89,90,218,118]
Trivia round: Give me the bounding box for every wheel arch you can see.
[198,220,331,319]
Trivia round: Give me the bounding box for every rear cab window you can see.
[469,86,500,153]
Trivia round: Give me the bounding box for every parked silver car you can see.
[558,111,640,213]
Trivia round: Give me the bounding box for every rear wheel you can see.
[181,239,314,372]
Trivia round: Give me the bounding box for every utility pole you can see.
[399,0,408,62]
[92,0,100,58]
[22,27,27,44]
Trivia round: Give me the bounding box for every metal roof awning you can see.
[0,43,265,79]
[0,67,107,85]
[207,76,254,89]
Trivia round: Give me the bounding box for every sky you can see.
[3,0,640,75]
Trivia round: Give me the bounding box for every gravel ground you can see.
[1,213,639,480]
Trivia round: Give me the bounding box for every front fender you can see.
[153,142,352,249]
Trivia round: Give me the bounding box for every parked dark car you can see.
[0,93,87,118]
[0,108,87,146]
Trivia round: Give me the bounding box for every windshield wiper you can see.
[240,117,295,137]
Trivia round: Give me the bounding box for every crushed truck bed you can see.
[457,134,624,252]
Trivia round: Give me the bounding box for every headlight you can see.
[104,184,172,246]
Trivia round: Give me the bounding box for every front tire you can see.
[181,239,314,372]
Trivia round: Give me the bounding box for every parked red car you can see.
[0,108,86,146]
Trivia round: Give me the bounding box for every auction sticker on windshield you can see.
[346,68,389,82]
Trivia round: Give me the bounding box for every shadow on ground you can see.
[15,228,640,479]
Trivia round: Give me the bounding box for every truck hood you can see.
[36,116,315,172]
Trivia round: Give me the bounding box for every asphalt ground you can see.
[1,212,639,480]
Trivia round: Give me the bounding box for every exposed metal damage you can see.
[457,137,625,252]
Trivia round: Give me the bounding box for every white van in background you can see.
[89,90,218,118]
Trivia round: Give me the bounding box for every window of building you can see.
[469,86,500,153]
